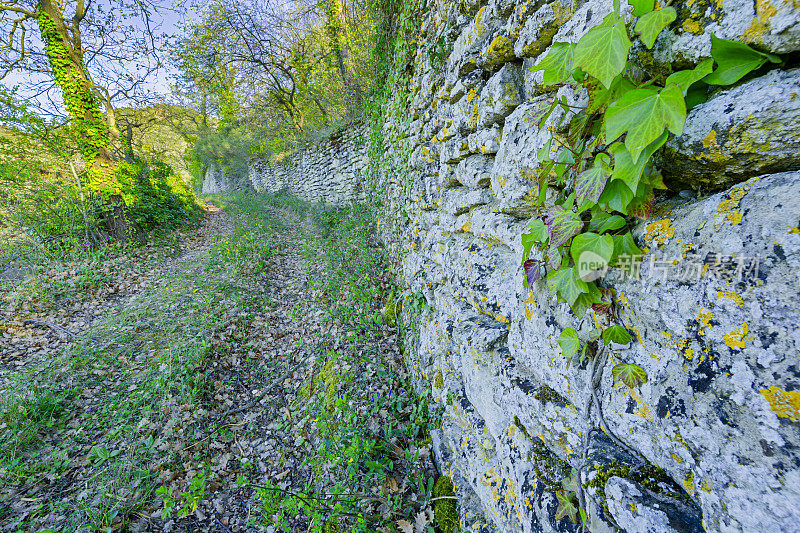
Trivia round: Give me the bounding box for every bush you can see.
[118,158,202,231]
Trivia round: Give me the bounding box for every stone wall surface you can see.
[227,0,800,529]
[248,124,369,206]
[370,0,800,532]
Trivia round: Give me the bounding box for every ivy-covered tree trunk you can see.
[36,0,142,243]
[326,0,362,110]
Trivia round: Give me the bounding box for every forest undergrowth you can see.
[0,193,450,533]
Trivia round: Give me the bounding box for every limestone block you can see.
[650,0,800,70]
[477,28,518,72]
[659,69,800,191]
[451,91,482,135]
[456,155,494,188]
[514,0,575,59]
[443,187,495,216]
[477,63,524,128]
[508,172,800,532]
[441,136,471,164]
[468,125,503,154]
[605,477,703,533]
[490,97,554,217]
[450,69,485,104]
[448,5,500,77]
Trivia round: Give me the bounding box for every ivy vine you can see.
[521,0,783,385]
[518,2,784,527]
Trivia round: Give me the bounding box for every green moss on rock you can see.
[433,475,459,533]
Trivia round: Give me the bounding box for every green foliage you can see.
[703,33,781,85]
[557,328,581,358]
[117,158,201,232]
[602,325,632,345]
[612,362,648,388]
[522,6,782,327]
[432,476,459,533]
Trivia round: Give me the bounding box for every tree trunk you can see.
[37,0,142,243]
[326,0,362,109]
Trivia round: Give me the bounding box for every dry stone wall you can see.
[209,0,800,528]
[373,0,800,532]
[249,124,369,205]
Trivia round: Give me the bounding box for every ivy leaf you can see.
[588,212,626,233]
[547,266,588,306]
[592,287,615,314]
[634,7,677,49]
[610,231,643,266]
[602,324,632,345]
[612,363,648,388]
[523,259,541,287]
[587,75,635,115]
[627,189,655,220]
[630,0,655,16]
[522,218,548,260]
[557,328,581,358]
[555,491,579,523]
[604,84,686,163]
[571,232,614,268]
[571,288,601,317]
[704,33,781,86]
[545,206,583,248]
[547,243,562,270]
[575,155,611,207]
[527,218,549,242]
[531,42,575,86]
[598,178,634,214]
[665,58,714,94]
[609,131,668,193]
[573,16,632,89]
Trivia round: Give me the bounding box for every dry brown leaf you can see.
[384,476,399,493]
[396,519,413,533]
[414,508,434,533]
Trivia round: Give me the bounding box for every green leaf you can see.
[704,33,781,86]
[522,219,548,260]
[588,213,626,233]
[571,232,614,267]
[598,178,634,214]
[630,0,655,16]
[602,324,632,345]
[610,231,643,265]
[573,16,632,89]
[547,266,588,306]
[545,207,583,248]
[604,84,686,163]
[557,328,581,358]
[665,58,714,94]
[555,491,579,523]
[609,131,668,193]
[586,75,635,115]
[575,153,611,207]
[570,284,601,316]
[634,7,677,49]
[531,42,575,86]
[527,218,549,242]
[612,362,648,388]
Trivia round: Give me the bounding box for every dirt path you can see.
[1,197,440,533]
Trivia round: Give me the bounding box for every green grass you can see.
[1,192,447,532]
[0,193,285,531]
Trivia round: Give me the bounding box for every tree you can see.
[0,0,167,241]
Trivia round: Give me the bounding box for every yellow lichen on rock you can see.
[718,290,744,307]
[644,218,675,248]
[723,322,749,350]
[760,386,800,422]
